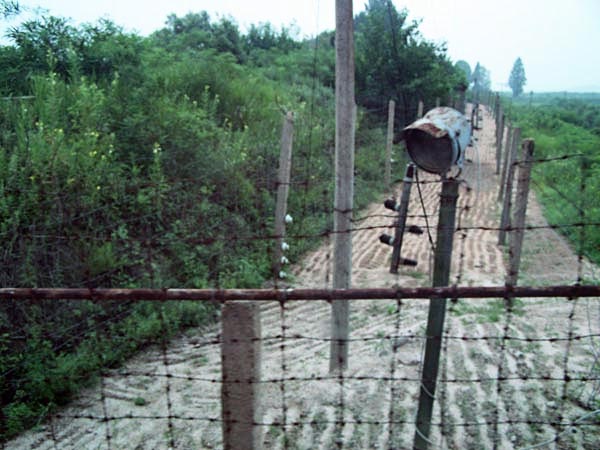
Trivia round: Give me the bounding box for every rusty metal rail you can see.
[1,285,599,301]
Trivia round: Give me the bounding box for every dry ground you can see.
[7,106,600,449]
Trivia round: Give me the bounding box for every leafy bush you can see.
[0,6,463,441]
[508,99,600,263]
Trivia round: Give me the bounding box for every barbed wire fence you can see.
[1,99,600,450]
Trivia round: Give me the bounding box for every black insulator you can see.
[379,234,394,245]
[407,225,424,235]
[384,199,398,211]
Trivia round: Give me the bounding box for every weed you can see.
[133,397,147,406]
[452,298,525,323]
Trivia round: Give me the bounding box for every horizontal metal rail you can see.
[1,285,599,301]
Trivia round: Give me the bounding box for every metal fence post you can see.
[222,301,262,450]
[506,139,535,287]
[413,179,460,450]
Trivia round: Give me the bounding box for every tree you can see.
[509,57,526,97]
[455,60,471,84]
[1,0,20,19]
[472,62,491,96]
[354,0,463,125]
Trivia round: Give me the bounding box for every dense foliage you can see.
[0,3,466,441]
[505,95,600,264]
[354,0,465,126]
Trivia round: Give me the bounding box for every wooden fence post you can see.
[273,112,294,279]
[498,125,513,202]
[413,179,460,450]
[498,128,521,246]
[506,139,535,287]
[417,100,424,119]
[385,99,395,190]
[331,0,355,373]
[222,302,262,450]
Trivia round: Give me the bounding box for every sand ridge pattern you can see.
[7,106,600,449]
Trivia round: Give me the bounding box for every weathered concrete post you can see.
[506,139,535,287]
[385,99,395,190]
[498,128,522,246]
[498,125,513,202]
[331,0,355,372]
[390,164,415,273]
[273,112,294,279]
[413,179,460,450]
[493,93,500,120]
[455,83,467,115]
[222,302,262,450]
[496,112,505,175]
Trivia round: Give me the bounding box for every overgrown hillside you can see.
[504,95,600,265]
[0,1,466,441]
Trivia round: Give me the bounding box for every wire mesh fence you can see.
[1,287,599,449]
[1,103,600,449]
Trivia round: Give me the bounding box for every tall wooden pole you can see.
[414,179,460,450]
[330,0,355,373]
[273,112,294,279]
[385,99,395,190]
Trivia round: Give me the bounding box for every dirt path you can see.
[8,106,600,449]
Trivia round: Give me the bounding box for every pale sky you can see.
[2,0,599,92]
